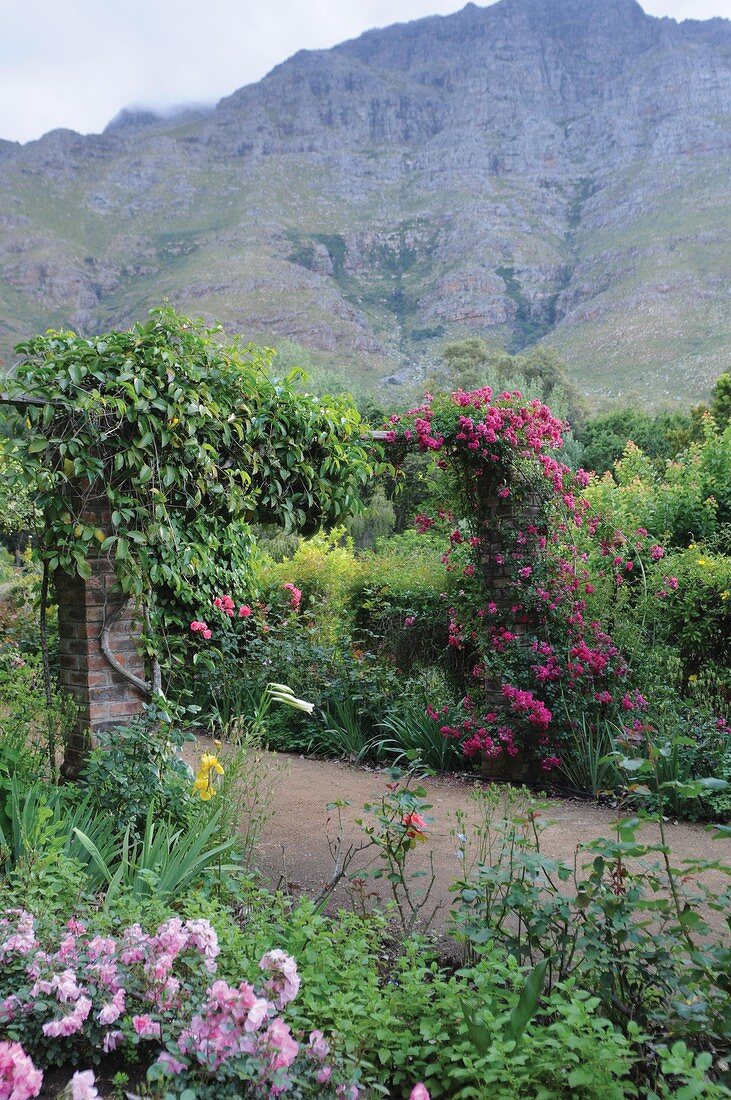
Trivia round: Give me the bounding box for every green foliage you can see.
[585,421,731,546]
[0,441,41,545]
[73,803,238,908]
[307,696,377,763]
[377,700,466,772]
[438,339,587,428]
[556,714,623,797]
[710,372,731,427]
[81,701,198,835]
[0,779,119,912]
[0,562,57,661]
[450,787,731,1060]
[645,546,731,680]
[0,652,73,784]
[172,889,641,1099]
[576,406,704,476]
[3,308,374,664]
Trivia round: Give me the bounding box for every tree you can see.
[711,371,731,427]
[438,340,587,429]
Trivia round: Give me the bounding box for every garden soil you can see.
[185,743,730,939]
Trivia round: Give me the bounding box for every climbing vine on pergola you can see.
[4,308,376,675]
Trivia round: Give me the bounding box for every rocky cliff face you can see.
[1,0,729,407]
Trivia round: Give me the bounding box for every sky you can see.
[2,0,730,144]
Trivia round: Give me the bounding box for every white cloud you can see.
[1,0,729,143]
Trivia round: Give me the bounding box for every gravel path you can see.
[186,743,730,937]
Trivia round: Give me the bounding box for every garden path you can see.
[187,743,729,938]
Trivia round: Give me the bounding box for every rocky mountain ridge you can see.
[0,0,729,407]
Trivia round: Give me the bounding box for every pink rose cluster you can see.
[190,619,212,640]
[0,1040,43,1100]
[283,582,302,611]
[384,386,668,772]
[0,911,356,1098]
[213,593,253,618]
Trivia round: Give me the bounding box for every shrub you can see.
[644,546,731,683]
[81,701,197,836]
[0,909,359,1098]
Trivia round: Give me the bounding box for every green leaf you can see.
[504,958,549,1047]
[695,777,729,792]
[76,558,92,581]
[27,437,49,453]
[461,998,491,1057]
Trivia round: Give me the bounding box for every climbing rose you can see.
[410,1087,431,1100]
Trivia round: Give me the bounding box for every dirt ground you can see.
[187,743,730,937]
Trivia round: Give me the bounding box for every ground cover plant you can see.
[0,315,729,1096]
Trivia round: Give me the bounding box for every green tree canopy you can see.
[438,339,587,428]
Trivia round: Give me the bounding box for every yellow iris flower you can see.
[199,753,224,776]
[193,752,225,799]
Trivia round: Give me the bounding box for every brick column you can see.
[55,556,147,780]
[475,479,546,781]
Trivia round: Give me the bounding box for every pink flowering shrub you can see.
[0,910,357,1099]
[385,388,664,771]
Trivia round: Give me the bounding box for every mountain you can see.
[1,0,729,409]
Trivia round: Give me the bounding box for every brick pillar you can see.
[475,479,546,781]
[55,556,147,780]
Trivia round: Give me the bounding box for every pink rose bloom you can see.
[42,995,92,1038]
[307,1029,330,1061]
[102,1031,123,1054]
[239,604,252,618]
[156,1053,187,1075]
[0,910,37,958]
[263,1019,298,1070]
[185,918,220,972]
[283,582,302,611]
[0,1040,43,1100]
[133,1014,161,1039]
[98,988,125,1025]
[69,1070,99,1100]
[402,811,428,837]
[52,969,81,1004]
[259,950,300,1007]
[411,1086,431,1100]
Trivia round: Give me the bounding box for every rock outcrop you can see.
[1,0,729,406]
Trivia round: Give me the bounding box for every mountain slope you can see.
[1,0,729,408]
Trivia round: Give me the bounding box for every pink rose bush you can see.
[385,387,671,771]
[0,910,357,1098]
